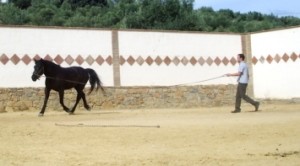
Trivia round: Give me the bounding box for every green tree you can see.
[68,0,108,9]
[1,0,300,32]
[0,3,28,24]
[27,2,58,25]
[8,0,31,9]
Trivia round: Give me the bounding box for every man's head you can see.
[237,54,245,63]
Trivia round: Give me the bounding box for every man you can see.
[226,54,260,113]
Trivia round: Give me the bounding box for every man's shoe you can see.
[231,110,241,113]
[255,102,260,111]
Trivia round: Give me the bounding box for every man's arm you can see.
[227,63,244,77]
[226,72,241,77]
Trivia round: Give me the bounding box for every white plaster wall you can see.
[119,31,240,57]
[2,26,299,99]
[0,27,113,87]
[251,27,300,56]
[119,63,239,86]
[118,31,242,86]
[251,27,300,99]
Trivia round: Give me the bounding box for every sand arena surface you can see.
[0,103,300,166]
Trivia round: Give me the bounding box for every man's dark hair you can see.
[238,54,245,60]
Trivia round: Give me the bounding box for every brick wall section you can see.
[0,85,236,112]
[241,34,254,97]
[112,30,121,87]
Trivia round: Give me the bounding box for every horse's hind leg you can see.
[81,91,91,111]
[69,88,83,114]
[59,90,70,113]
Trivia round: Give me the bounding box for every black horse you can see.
[31,58,104,116]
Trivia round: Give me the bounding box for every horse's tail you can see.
[85,68,104,95]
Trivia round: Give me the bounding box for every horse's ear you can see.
[34,58,43,63]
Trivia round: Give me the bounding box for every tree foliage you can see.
[1,0,300,32]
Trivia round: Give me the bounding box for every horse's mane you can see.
[42,59,61,70]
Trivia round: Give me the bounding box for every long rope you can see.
[171,75,226,87]
[55,123,160,128]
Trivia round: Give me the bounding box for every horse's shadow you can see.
[62,110,120,116]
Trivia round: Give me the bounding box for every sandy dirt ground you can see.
[0,103,300,166]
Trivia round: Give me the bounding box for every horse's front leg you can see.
[58,90,70,113]
[39,88,50,117]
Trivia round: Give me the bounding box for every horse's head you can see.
[32,59,44,81]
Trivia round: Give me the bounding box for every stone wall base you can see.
[0,85,237,112]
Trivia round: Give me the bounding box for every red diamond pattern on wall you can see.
[127,56,135,66]
[252,52,299,65]
[96,55,105,65]
[230,57,237,66]
[164,56,171,66]
[155,56,162,65]
[44,55,53,61]
[54,55,63,65]
[282,53,289,62]
[290,52,298,61]
[0,54,9,65]
[65,55,74,65]
[222,57,229,66]
[266,55,273,64]
[11,54,20,65]
[22,54,31,65]
[252,56,258,65]
[181,57,189,66]
[190,57,197,66]
[1,53,298,66]
[120,56,126,65]
[214,57,221,66]
[274,54,281,63]
[86,55,94,65]
[259,56,265,64]
[75,55,84,65]
[206,57,213,66]
[34,54,41,60]
[106,56,112,65]
[146,56,153,65]
[173,57,180,66]
[136,56,144,66]
[198,57,205,66]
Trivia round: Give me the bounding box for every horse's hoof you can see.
[38,113,44,117]
[64,108,71,113]
[68,112,75,115]
[84,105,91,111]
